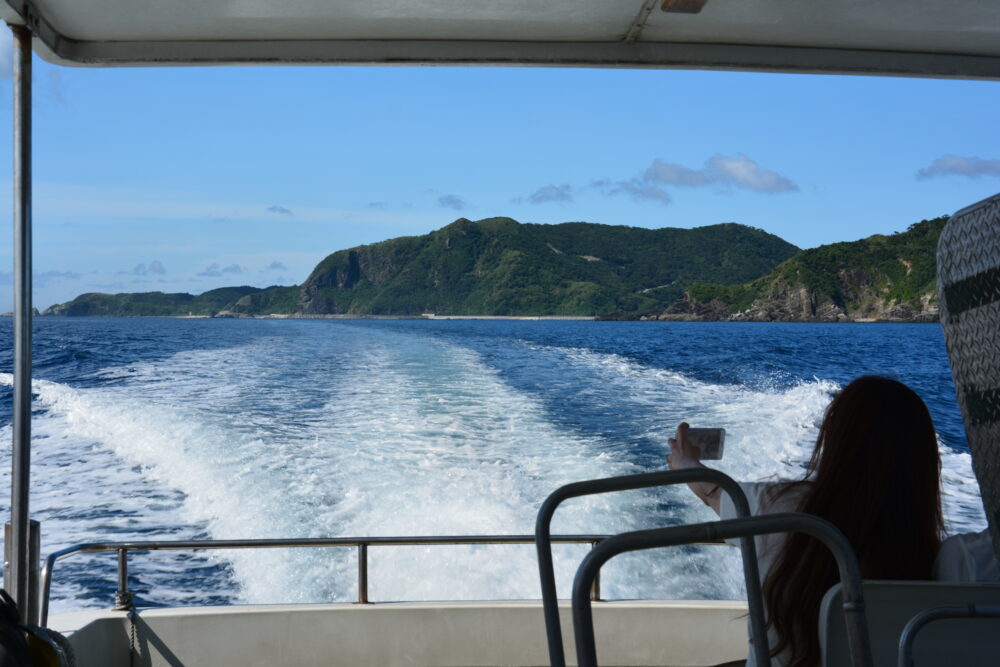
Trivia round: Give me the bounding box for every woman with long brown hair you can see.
[668,376,944,666]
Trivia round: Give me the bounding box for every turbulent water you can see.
[0,318,986,615]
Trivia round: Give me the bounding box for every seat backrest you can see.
[937,192,1000,563]
[820,581,1000,666]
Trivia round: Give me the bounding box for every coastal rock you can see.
[731,278,847,322]
[642,294,733,321]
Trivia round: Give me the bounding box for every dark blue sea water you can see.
[0,318,985,613]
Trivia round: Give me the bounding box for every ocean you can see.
[0,318,986,615]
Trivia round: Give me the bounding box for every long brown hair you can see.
[762,376,943,666]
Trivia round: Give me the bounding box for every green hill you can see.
[629,217,947,322]
[43,286,265,316]
[293,217,800,316]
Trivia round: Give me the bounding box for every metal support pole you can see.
[6,23,33,621]
[3,522,37,622]
[590,541,601,602]
[26,520,39,624]
[357,544,369,604]
[113,548,133,611]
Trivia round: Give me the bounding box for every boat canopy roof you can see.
[3,0,1000,78]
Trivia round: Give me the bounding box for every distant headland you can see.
[41,215,946,323]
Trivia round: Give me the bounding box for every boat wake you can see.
[0,322,986,613]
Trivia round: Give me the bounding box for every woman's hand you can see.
[667,422,722,514]
[667,422,702,470]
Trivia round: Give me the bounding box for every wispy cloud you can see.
[264,261,287,271]
[267,205,293,215]
[592,178,672,205]
[917,155,1000,179]
[643,160,710,187]
[126,260,167,276]
[0,271,83,288]
[34,270,82,287]
[197,263,223,277]
[197,263,243,277]
[438,194,467,211]
[527,184,573,204]
[27,183,437,228]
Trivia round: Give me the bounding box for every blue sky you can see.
[0,32,997,310]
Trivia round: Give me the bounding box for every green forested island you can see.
[42,216,947,321]
[615,216,946,322]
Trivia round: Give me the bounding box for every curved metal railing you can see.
[571,512,873,667]
[535,469,766,667]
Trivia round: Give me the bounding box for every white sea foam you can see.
[0,377,228,613]
[0,325,987,612]
[537,344,987,535]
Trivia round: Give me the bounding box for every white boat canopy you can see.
[2,0,1000,78]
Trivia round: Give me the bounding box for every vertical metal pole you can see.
[114,548,133,611]
[590,541,601,602]
[25,520,39,624]
[3,523,9,592]
[357,544,369,604]
[7,23,33,621]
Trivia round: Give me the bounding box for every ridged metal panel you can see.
[938,193,1000,563]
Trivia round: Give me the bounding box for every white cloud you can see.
[267,205,293,215]
[645,155,798,193]
[594,154,797,205]
[703,154,798,192]
[917,155,1000,179]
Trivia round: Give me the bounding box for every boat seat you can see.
[938,192,1000,569]
[819,580,1000,666]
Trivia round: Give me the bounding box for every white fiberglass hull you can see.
[52,599,749,667]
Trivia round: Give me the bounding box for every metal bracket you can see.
[625,0,660,43]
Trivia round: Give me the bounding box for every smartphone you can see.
[684,427,726,460]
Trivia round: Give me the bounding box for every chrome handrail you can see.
[535,469,766,667]
[41,534,620,626]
